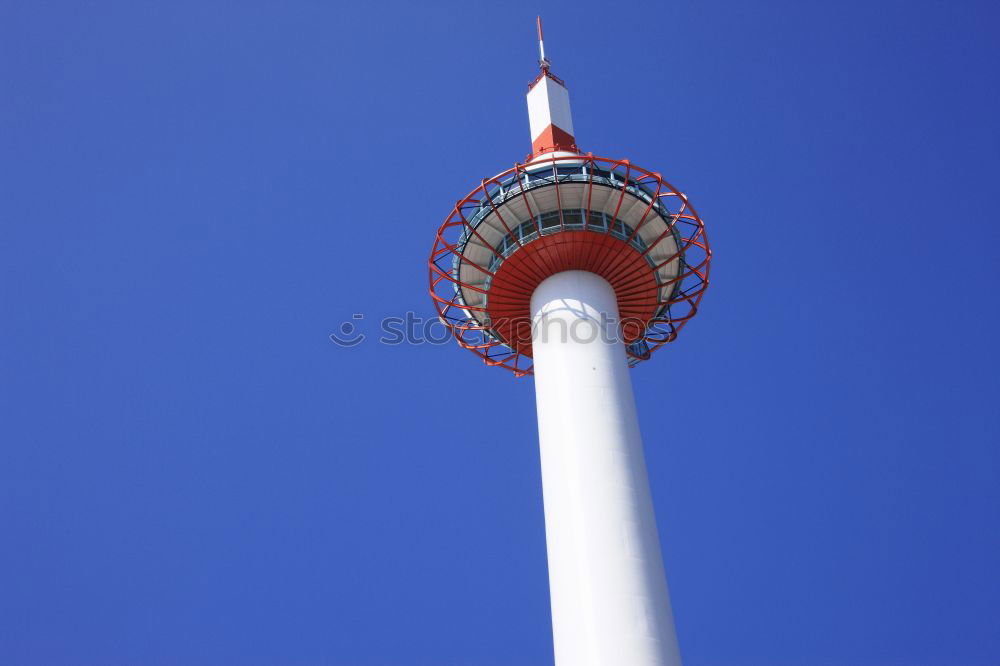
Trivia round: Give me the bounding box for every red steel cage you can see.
[429,153,711,377]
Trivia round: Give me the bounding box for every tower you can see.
[428,19,711,666]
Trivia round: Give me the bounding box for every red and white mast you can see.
[526,18,578,158]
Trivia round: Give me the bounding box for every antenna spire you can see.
[537,16,550,72]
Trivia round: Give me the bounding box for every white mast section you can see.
[531,270,683,666]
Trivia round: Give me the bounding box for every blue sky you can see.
[2,1,998,664]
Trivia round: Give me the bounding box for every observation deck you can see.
[429,153,710,376]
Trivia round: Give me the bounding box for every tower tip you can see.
[537,16,550,71]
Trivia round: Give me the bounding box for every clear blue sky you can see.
[2,1,998,664]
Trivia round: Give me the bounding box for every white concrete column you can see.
[530,270,681,666]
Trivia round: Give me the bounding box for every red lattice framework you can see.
[428,154,711,377]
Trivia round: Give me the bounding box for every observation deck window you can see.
[486,209,654,274]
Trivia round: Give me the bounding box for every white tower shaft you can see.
[530,270,682,666]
